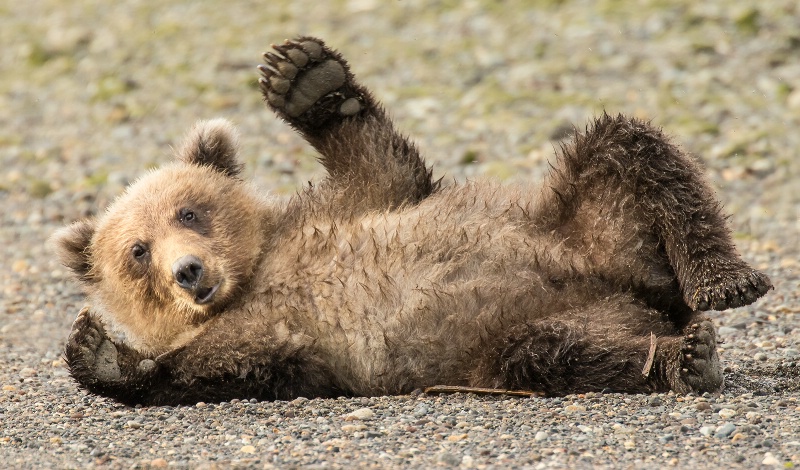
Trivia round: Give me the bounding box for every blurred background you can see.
[1,3,798,467]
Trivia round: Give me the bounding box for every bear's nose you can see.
[172,255,204,290]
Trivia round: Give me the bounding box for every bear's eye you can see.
[131,243,148,260]
[178,208,197,225]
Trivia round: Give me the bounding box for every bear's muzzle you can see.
[172,255,220,305]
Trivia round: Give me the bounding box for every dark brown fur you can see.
[55,37,772,406]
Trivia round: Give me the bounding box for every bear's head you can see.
[52,119,272,354]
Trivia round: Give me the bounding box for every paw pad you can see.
[676,320,722,393]
[66,308,121,382]
[258,37,363,124]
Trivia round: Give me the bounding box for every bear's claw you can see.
[259,37,364,129]
[689,268,772,311]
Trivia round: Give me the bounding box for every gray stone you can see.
[714,423,737,439]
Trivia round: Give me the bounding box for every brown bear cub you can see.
[55,37,772,406]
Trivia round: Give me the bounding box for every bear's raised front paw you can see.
[689,268,772,311]
[65,308,121,384]
[673,320,723,394]
[258,37,365,128]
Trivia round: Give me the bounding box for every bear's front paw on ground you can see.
[688,266,772,311]
[671,320,723,394]
[258,36,364,128]
[64,308,121,384]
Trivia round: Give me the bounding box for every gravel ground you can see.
[2,0,799,468]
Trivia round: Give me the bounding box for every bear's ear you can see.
[175,118,242,177]
[50,219,97,283]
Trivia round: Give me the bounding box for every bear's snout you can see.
[171,255,220,305]
[172,255,204,290]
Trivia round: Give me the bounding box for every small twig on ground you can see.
[642,332,657,377]
[424,385,543,398]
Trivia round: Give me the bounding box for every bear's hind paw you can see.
[673,320,723,394]
[259,37,365,129]
[688,267,772,311]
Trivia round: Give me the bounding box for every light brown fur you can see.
[54,119,272,354]
[56,37,771,405]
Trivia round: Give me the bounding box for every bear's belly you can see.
[259,192,588,393]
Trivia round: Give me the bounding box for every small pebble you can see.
[623,441,636,450]
[437,452,461,466]
[344,408,374,421]
[564,404,586,413]
[648,396,663,406]
[762,452,780,466]
[714,423,737,439]
[341,424,367,433]
[717,326,739,336]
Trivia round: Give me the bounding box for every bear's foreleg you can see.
[258,37,437,210]
[65,309,342,405]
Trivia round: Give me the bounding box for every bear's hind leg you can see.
[259,37,436,209]
[538,113,771,311]
[490,315,722,395]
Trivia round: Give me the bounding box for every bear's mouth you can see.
[194,283,220,305]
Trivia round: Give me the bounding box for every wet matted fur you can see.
[55,37,772,406]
